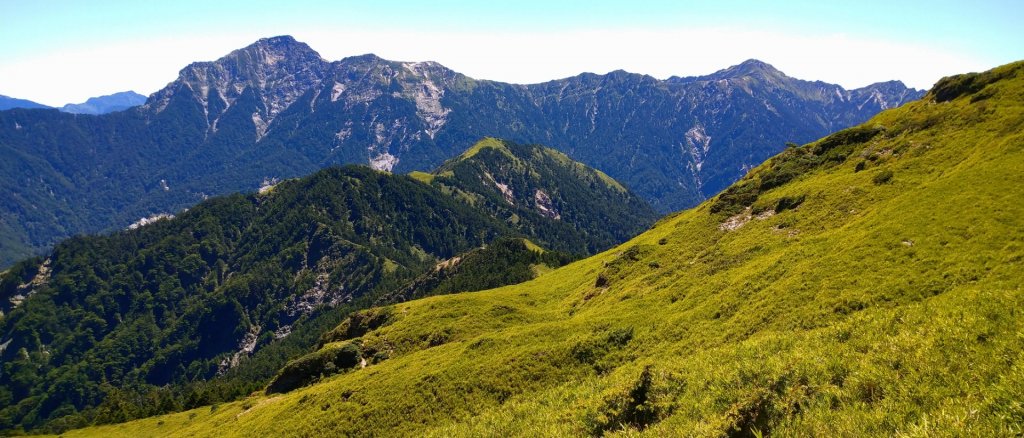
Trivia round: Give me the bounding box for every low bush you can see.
[318,308,393,347]
[584,366,663,436]
[265,342,362,394]
[872,169,894,185]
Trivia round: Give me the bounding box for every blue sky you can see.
[1,0,1021,105]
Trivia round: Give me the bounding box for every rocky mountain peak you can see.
[144,35,330,133]
[218,35,325,71]
[849,80,924,111]
[332,54,460,85]
[249,35,308,51]
[859,80,915,93]
[322,53,462,153]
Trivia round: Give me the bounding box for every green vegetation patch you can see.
[264,341,362,394]
[711,124,884,216]
[407,171,434,184]
[929,62,1021,103]
[457,137,516,161]
[318,307,394,347]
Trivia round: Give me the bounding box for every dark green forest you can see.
[380,237,576,304]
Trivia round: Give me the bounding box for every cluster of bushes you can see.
[318,308,394,347]
[571,327,635,373]
[381,238,575,304]
[929,68,1015,103]
[711,125,884,216]
[265,342,362,394]
[752,195,806,216]
[583,366,664,436]
[593,245,652,290]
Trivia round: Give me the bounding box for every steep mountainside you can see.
[60,91,147,115]
[0,36,921,267]
[65,61,1024,436]
[0,139,654,432]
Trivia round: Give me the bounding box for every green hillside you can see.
[0,140,655,433]
[63,61,1024,436]
[424,138,658,255]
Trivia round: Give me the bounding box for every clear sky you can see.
[1,0,1021,106]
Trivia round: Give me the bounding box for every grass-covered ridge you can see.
[457,137,517,161]
[64,61,1024,436]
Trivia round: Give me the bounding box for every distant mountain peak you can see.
[860,79,917,92]
[238,35,322,63]
[255,34,299,45]
[340,53,386,63]
[737,58,776,69]
[208,34,323,73]
[0,94,51,111]
[707,59,786,80]
[60,91,146,115]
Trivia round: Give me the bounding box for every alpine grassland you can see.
[60,61,1024,436]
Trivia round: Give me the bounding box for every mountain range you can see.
[0,35,922,267]
[59,91,147,115]
[0,95,50,111]
[0,91,145,114]
[53,59,1024,437]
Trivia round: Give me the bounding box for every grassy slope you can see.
[63,62,1024,437]
[456,137,515,161]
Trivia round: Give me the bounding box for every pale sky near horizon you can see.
[1,0,1021,106]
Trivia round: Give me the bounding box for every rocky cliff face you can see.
[143,36,332,138]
